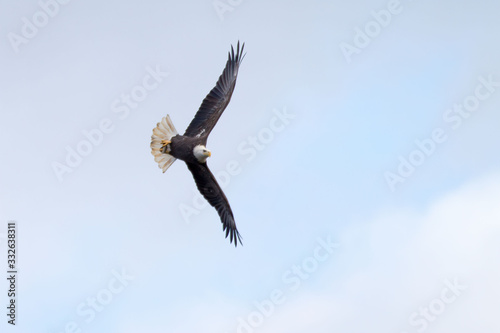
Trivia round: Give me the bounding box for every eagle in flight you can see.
[151,42,245,246]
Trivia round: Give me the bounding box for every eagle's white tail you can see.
[151,115,178,173]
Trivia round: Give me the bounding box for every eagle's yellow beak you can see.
[205,150,211,157]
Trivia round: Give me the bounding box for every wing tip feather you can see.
[223,216,243,247]
[229,41,245,64]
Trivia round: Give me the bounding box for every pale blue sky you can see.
[1,1,500,332]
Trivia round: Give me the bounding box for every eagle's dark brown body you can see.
[168,135,207,164]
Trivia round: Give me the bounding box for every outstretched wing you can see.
[186,162,242,246]
[184,41,245,138]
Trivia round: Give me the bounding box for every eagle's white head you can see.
[193,145,211,163]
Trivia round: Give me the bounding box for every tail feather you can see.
[151,115,178,173]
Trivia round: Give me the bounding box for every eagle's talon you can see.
[160,139,171,154]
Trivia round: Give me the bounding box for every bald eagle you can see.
[150,42,245,246]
